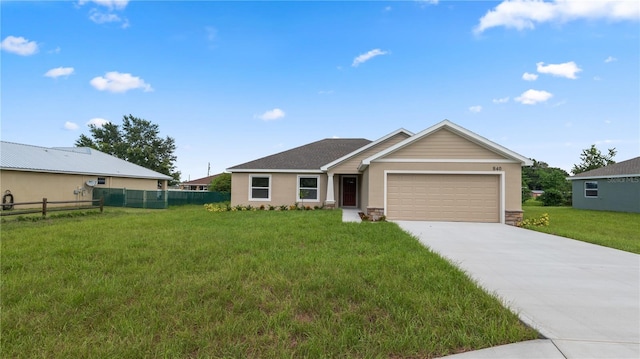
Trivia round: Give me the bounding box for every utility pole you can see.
[207,162,210,176]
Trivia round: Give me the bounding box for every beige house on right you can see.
[228,120,533,225]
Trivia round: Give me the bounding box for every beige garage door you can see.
[387,174,500,222]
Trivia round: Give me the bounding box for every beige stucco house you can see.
[227,120,533,224]
[0,141,172,207]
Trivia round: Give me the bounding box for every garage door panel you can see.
[387,174,499,222]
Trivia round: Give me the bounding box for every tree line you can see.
[523,145,616,206]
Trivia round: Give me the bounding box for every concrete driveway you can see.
[395,221,640,359]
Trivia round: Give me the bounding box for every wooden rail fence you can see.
[0,197,104,217]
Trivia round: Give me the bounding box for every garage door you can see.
[387,174,500,222]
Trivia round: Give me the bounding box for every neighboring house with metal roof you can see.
[0,141,172,206]
[227,120,533,225]
[568,156,640,213]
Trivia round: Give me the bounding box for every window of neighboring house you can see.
[250,175,271,200]
[585,181,598,198]
[297,175,319,201]
[97,177,106,185]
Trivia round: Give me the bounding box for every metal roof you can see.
[0,141,172,180]
[568,156,640,180]
[227,138,372,171]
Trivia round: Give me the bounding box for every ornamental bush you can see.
[518,213,550,228]
[539,189,564,206]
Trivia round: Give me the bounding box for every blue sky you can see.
[2,0,638,180]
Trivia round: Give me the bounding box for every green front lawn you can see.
[522,205,640,254]
[2,207,537,358]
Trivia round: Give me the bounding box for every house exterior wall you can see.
[0,170,161,207]
[231,172,326,207]
[387,128,499,159]
[329,132,411,173]
[360,169,370,210]
[571,177,640,213]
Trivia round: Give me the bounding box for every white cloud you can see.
[90,71,153,93]
[604,56,617,63]
[205,26,217,42]
[522,72,538,81]
[492,97,510,104]
[256,108,285,121]
[474,0,640,34]
[352,48,389,67]
[469,105,483,113]
[515,89,553,105]
[536,61,582,79]
[64,121,79,130]
[44,67,75,78]
[89,9,122,24]
[1,36,39,56]
[78,0,129,10]
[86,118,110,127]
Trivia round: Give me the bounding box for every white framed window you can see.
[249,175,271,201]
[585,181,598,198]
[97,177,106,185]
[297,175,319,201]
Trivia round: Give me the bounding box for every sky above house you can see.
[2,0,639,181]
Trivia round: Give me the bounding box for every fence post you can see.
[42,198,47,217]
[100,196,104,213]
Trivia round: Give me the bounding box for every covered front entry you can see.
[386,173,500,222]
[341,175,358,207]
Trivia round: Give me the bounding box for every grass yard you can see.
[2,206,538,358]
[523,205,640,254]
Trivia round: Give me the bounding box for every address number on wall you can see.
[492,166,503,171]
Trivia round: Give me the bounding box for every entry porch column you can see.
[325,173,336,208]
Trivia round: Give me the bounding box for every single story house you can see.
[0,141,172,207]
[568,156,640,213]
[227,120,533,224]
[179,174,223,191]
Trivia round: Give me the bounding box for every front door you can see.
[342,176,357,207]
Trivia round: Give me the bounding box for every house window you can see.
[97,177,106,185]
[297,175,319,201]
[585,181,598,198]
[250,175,271,201]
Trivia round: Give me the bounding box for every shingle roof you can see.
[227,138,372,171]
[0,141,172,180]
[569,156,640,179]
[181,173,224,185]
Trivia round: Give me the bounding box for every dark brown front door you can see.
[342,176,357,207]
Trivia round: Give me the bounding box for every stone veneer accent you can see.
[366,207,385,220]
[324,202,336,209]
[505,210,523,226]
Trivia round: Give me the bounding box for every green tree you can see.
[209,173,231,193]
[75,114,181,185]
[571,145,616,175]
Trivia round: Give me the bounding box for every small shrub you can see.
[539,189,564,206]
[518,213,550,228]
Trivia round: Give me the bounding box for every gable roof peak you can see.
[360,119,533,168]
